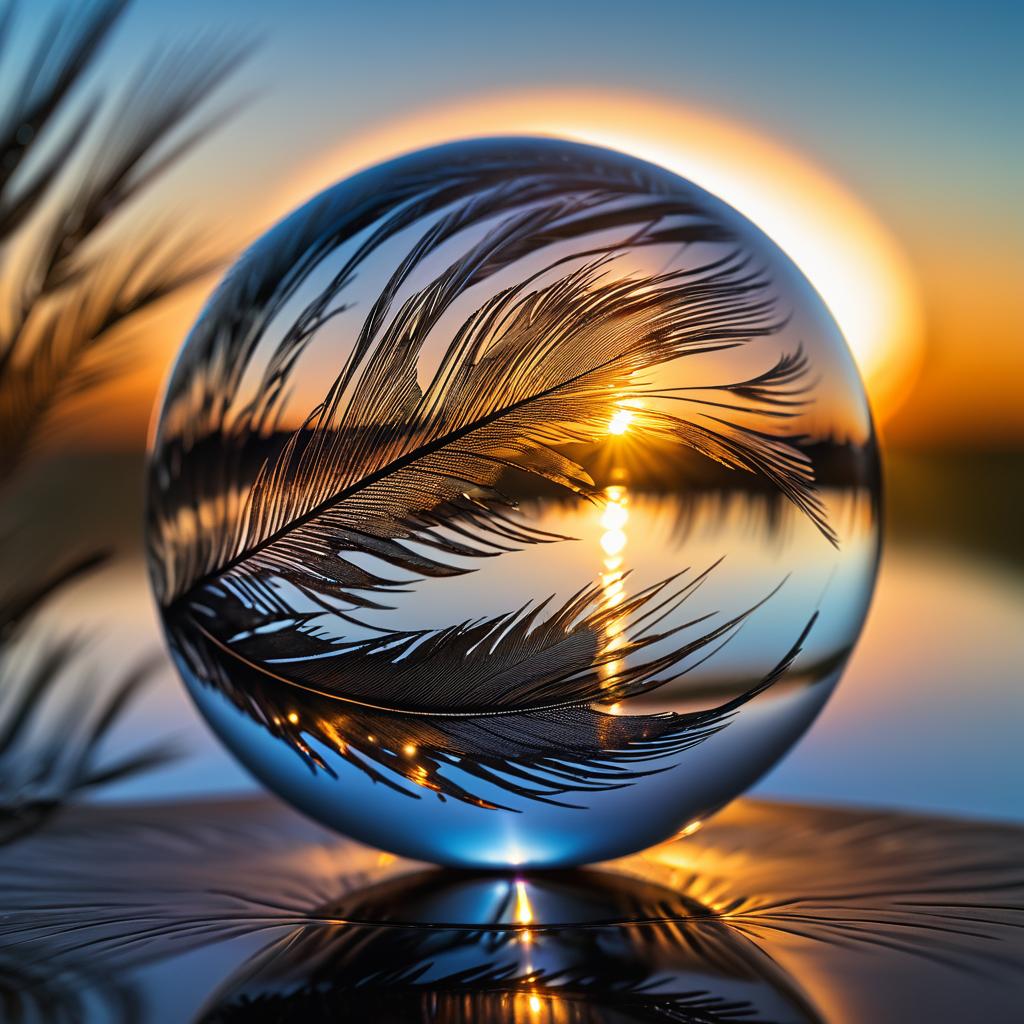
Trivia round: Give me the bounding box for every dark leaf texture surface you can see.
[0,796,1019,1022]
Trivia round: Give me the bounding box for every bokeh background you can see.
[9,0,1022,820]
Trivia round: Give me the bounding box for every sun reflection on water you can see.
[599,485,630,694]
[514,879,535,926]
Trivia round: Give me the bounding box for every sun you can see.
[277,89,925,422]
[607,408,633,436]
[607,398,642,436]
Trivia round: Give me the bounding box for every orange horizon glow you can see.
[274,88,926,425]
[74,90,1023,453]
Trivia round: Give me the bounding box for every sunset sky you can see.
[17,0,1023,450]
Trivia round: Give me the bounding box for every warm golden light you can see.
[607,398,643,436]
[600,502,629,532]
[598,485,630,687]
[600,530,627,557]
[282,89,925,421]
[514,880,534,926]
[607,407,633,435]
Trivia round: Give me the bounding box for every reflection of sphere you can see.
[147,138,880,867]
[199,869,822,1023]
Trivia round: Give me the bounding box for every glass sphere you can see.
[147,137,879,868]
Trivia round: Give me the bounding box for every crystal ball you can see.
[147,137,879,867]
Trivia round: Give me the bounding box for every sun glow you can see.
[607,407,634,435]
[607,398,643,437]
[281,89,924,421]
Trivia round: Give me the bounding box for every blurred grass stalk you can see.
[0,0,246,841]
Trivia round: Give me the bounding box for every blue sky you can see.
[108,0,1020,230]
